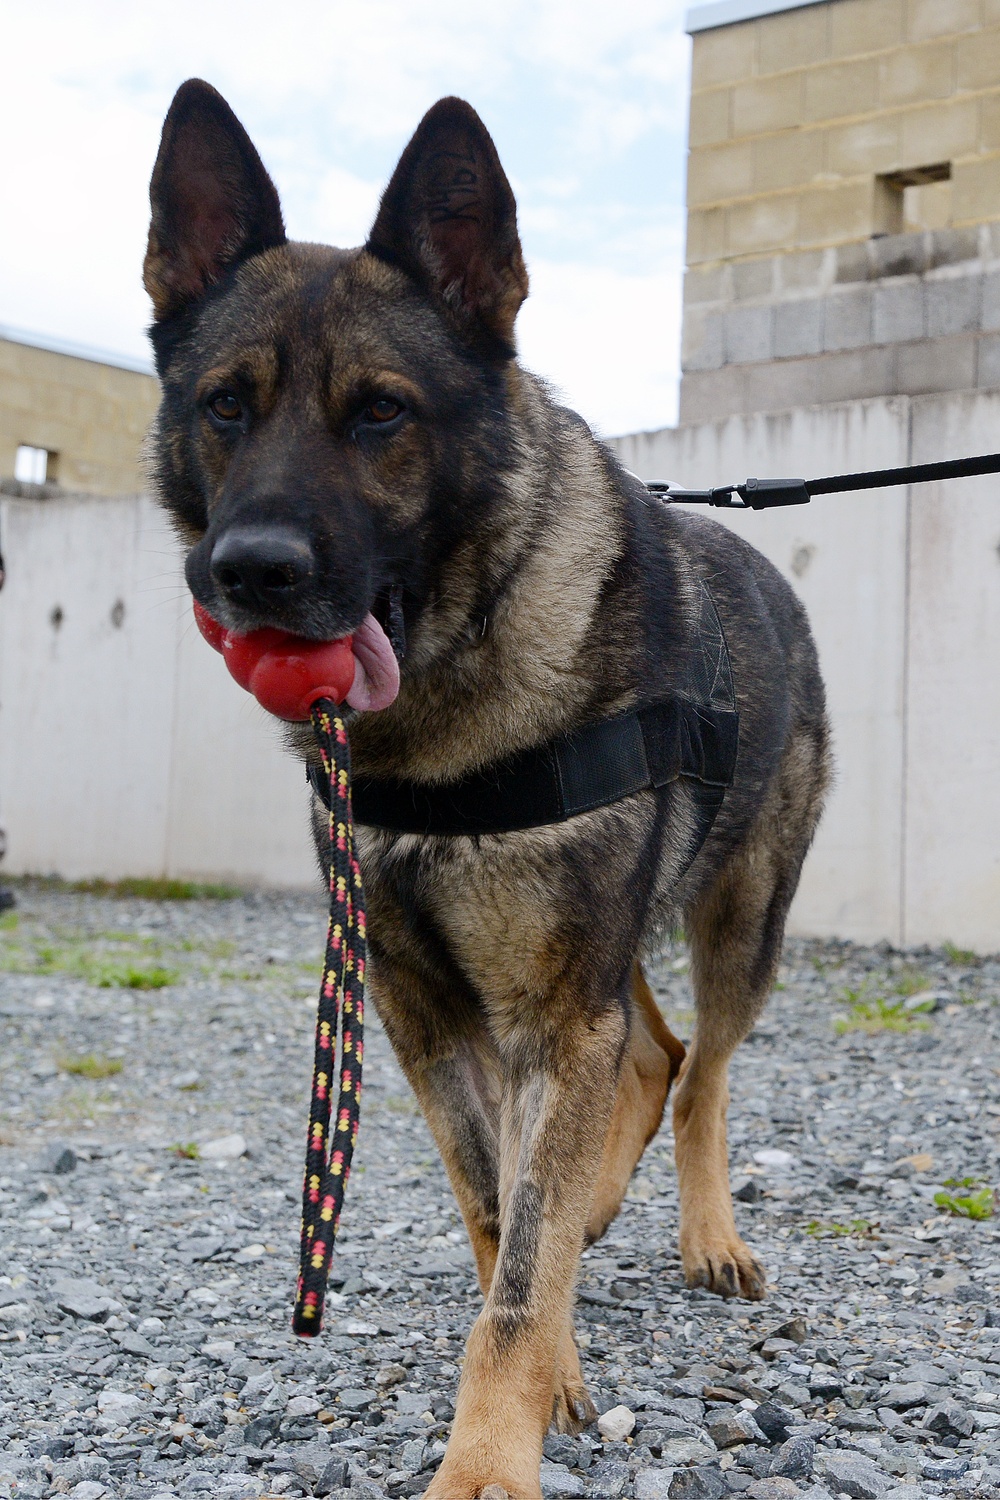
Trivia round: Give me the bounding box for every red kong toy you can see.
[192,600,400,720]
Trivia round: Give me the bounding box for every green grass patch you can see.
[934,1183,995,1220]
[834,984,930,1034]
[58,1053,123,1079]
[70,877,242,900]
[805,1217,873,1239]
[943,941,978,966]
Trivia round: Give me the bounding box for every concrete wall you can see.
[0,492,317,888]
[3,392,998,951]
[0,335,158,495]
[614,386,1000,953]
[682,0,1000,420]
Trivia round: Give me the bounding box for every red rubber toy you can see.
[193,600,355,721]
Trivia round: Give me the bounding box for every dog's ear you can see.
[367,97,528,353]
[144,79,285,321]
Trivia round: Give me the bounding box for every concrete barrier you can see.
[2,385,998,949]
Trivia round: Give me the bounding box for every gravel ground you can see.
[2,883,1000,1500]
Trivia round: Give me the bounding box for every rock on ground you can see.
[2,884,1000,1498]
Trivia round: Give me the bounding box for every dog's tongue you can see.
[347,612,400,713]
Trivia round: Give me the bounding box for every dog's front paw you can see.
[424,1473,541,1500]
[680,1232,766,1300]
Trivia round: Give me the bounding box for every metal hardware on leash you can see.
[645,449,1000,511]
[292,703,365,1337]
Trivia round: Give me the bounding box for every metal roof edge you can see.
[0,322,154,376]
[686,0,832,35]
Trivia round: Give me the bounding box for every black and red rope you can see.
[292,703,365,1337]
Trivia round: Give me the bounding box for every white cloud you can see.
[518,258,681,437]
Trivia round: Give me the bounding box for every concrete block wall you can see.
[681,221,1000,419]
[682,0,1000,420]
[0,336,158,495]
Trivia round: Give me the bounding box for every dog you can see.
[144,80,830,1500]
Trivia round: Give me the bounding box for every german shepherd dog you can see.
[145,81,830,1500]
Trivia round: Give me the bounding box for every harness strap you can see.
[309,697,738,836]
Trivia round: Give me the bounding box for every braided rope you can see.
[293,702,365,1337]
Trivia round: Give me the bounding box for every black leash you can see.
[645,449,1000,511]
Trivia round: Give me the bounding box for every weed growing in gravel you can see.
[934,1179,996,1219]
[805,1218,874,1238]
[833,979,931,1034]
[943,941,979,966]
[171,1142,200,1159]
[58,1053,123,1079]
[0,912,16,932]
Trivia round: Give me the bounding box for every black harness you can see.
[309,582,738,849]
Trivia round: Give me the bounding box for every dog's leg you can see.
[584,963,685,1243]
[675,733,828,1299]
[426,1004,627,1500]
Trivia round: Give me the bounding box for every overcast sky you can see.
[0,0,690,437]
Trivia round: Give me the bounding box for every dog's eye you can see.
[364,398,403,424]
[209,392,242,423]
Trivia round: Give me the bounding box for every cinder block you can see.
[732,73,804,136]
[900,99,978,164]
[873,280,925,343]
[687,141,754,207]
[797,182,875,246]
[678,365,745,424]
[826,115,902,177]
[683,264,728,305]
[689,88,731,150]
[804,59,878,123]
[980,270,1000,330]
[681,308,725,373]
[907,0,980,42]
[878,42,954,107]
[871,232,928,279]
[686,207,727,265]
[905,180,953,234]
[951,157,1000,224]
[781,248,829,291]
[753,131,824,194]
[835,241,873,284]
[975,332,1000,386]
[823,287,873,349]
[727,194,798,255]
[896,333,977,393]
[925,273,980,338]
[723,303,774,365]
[928,226,980,269]
[773,298,823,358]
[830,0,905,58]
[809,345,897,403]
[757,3,830,76]
[733,257,774,300]
[691,25,755,92]
[979,94,1000,153]
[955,26,1000,91]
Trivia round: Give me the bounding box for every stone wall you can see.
[683,0,1000,419]
[0,335,158,495]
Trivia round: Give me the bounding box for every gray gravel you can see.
[2,883,1000,1500]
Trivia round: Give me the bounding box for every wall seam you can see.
[899,398,914,948]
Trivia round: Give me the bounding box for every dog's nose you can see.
[210,526,315,608]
